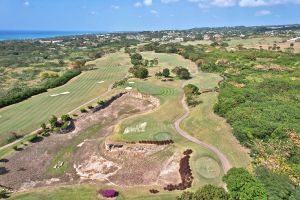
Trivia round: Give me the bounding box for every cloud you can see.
[188,0,300,7]
[255,9,271,16]
[161,0,180,3]
[188,0,235,8]
[150,9,158,14]
[24,1,30,6]
[90,11,97,15]
[144,0,153,6]
[134,2,143,7]
[211,0,236,7]
[111,5,120,9]
[239,0,300,7]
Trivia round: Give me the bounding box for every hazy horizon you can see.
[2,0,300,32]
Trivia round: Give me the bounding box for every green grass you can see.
[181,92,250,168]
[110,53,225,188]
[9,185,179,200]
[0,52,130,147]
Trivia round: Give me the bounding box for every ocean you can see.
[0,30,105,41]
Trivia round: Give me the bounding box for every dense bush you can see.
[177,185,229,200]
[129,66,149,79]
[223,168,267,200]
[172,66,191,80]
[256,166,300,200]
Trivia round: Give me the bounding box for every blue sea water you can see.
[0,30,105,41]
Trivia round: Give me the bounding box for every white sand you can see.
[128,81,135,84]
[60,92,70,95]
[50,91,70,97]
[125,87,132,90]
[97,81,105,84]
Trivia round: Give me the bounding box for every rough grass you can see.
[110,53,225,188]
[181,92,250,168]
[0,52,130,147]
[9,185,179,200]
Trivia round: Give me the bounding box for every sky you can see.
[1,0,300,31]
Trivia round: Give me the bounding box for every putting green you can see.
[194,156,221,179]
[154,132,172,140]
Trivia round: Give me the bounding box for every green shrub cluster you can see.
[0,70,80,108]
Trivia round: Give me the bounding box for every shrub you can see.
[100,189,118,198]
[61,114,71,122]
[28,134,38,143]
[162,68,170,77]
[172,67,190,80]
[80,108,87,113]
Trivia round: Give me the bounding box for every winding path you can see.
[174,94,232,173]
[174,60,232,173]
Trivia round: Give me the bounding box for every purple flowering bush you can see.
[100,189,118,198]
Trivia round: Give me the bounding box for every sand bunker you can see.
[74,154,120,180]
[123,122,147,134]
[128,81,135,84]
[97,81,105,84]
[50,91,70,97]
[125,87,132,90]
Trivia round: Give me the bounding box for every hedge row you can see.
[164,149,193,191]
[0,70,81,108]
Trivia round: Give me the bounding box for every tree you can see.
[130,53,143,66]
[61,114,71,122]
[134,67,148,79]
[179,69,191,80]
[162,68,170,77]
[172,67,191,80]
[41,123,47,130]
[184,84,200,96]
[176,185,229,200]
[256,166,299,200]
[176,191,194,200]
[193,185,229,200]
[223,168,267,200]
[49,115,58,129]
[0,187,8,198]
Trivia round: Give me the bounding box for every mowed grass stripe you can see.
[0,52,131,146]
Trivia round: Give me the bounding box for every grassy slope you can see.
[111,52,226,189]
[0,52,130,146]
[9,185,179,200]
[7,51,250,199]
[182,70,250,168]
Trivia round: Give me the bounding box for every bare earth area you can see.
[0,92,180,191]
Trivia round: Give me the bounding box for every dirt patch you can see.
[156,153,181,185]
[74,138,178,187]
[230,82,245,88]
[0,92,159,190]
[254,64,287,71]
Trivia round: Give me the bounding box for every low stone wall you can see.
[92,92,127,113]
